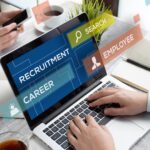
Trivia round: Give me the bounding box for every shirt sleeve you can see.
[147,91,150,112]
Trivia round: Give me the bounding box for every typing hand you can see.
[88,88,148,116]
[68,115,115,150]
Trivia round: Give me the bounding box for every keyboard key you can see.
[60,116,65,120]
[65,112,70,117]
[56,135,67,145]
[48,124,54,129]
[81,104,87,109]
[97,113,104,119]
[70,108,75,112]
[75,104,80,109]
[77,108,82,113]
[79,113,85,118]
[43,128,49,133]
[66,146,74,150]
[102,84,107,88]
[106,81,111,85]
[61,141,70,149]
[108,83,116,87]
[84,109,91,115]
[56,122,64,128]
[64,125,69,130]
[94,107,101,113]
[90,111,97,117]
[98,87,103,91]
[62,119,68,124]
[46,130,53,137]
[95,117,100,123]
[59,128,66,134]
[51,126,58,132]
[51,132,61,141]
[72,111,78,116]
[54,120,59,125]
[99,117,111,125]
[79,101,85,105]
[100,104,107,109]
[67,115,73,120]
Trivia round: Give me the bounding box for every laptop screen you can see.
[2,14,106,128]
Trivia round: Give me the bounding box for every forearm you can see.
[0,12,6,25]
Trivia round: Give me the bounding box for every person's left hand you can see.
[67,115,115,150]
[0,10,22,25]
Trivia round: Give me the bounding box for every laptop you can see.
[1,13,150,150]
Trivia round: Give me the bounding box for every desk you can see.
[0,6,150,150]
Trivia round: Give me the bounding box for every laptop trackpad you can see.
[106,118,144,150]
[126,113,150,131]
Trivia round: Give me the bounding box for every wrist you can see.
[139,92,148,113]
[147,91,150,112]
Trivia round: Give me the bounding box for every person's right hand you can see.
[0,23,18,51]
[88,88,148,116]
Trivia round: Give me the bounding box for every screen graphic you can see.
[7,20,103,120]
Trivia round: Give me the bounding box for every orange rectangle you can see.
[83,50,103,75]
[32,1,51,24]
[99,25,143,64]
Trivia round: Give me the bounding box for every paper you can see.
[111,60,150,92]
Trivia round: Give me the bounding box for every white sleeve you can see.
[147,91,150,112]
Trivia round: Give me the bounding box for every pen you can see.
[126,58,150,71]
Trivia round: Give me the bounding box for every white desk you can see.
[118,0,150,32]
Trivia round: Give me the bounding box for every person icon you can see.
[91,56,101,70]
[10,104,19,117]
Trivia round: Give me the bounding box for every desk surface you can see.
[0,7,150,150]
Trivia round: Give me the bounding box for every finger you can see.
[67,130,78,148]
[88,88,119,101]
[0,31,18,44]
[1,39,17,51]
[86,115,98,126]
[73,116,87,131]
[89,94,117,107]
[69,120,81,137]
[5,10,22,19]
[104,108,125,116]
[17,25,24,33]
[0,23,17,36]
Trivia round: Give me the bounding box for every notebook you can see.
[111,60,150,92]
[126,38,150,69]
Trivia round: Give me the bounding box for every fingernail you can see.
[89,103,93,107]
[11,23,17,27]
[104,109,108,114]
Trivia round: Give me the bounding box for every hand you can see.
[88,88,148,116]
[0,10,22,24]
[0,11,24,51]
[67,115,115,150]
[0,23,19,51]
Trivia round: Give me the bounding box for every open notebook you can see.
[111,60,150,92]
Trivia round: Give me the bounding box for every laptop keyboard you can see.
[43,81,118,150]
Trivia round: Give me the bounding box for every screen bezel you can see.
[1,13,107,130]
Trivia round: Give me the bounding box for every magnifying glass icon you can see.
[75,30,82,43]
